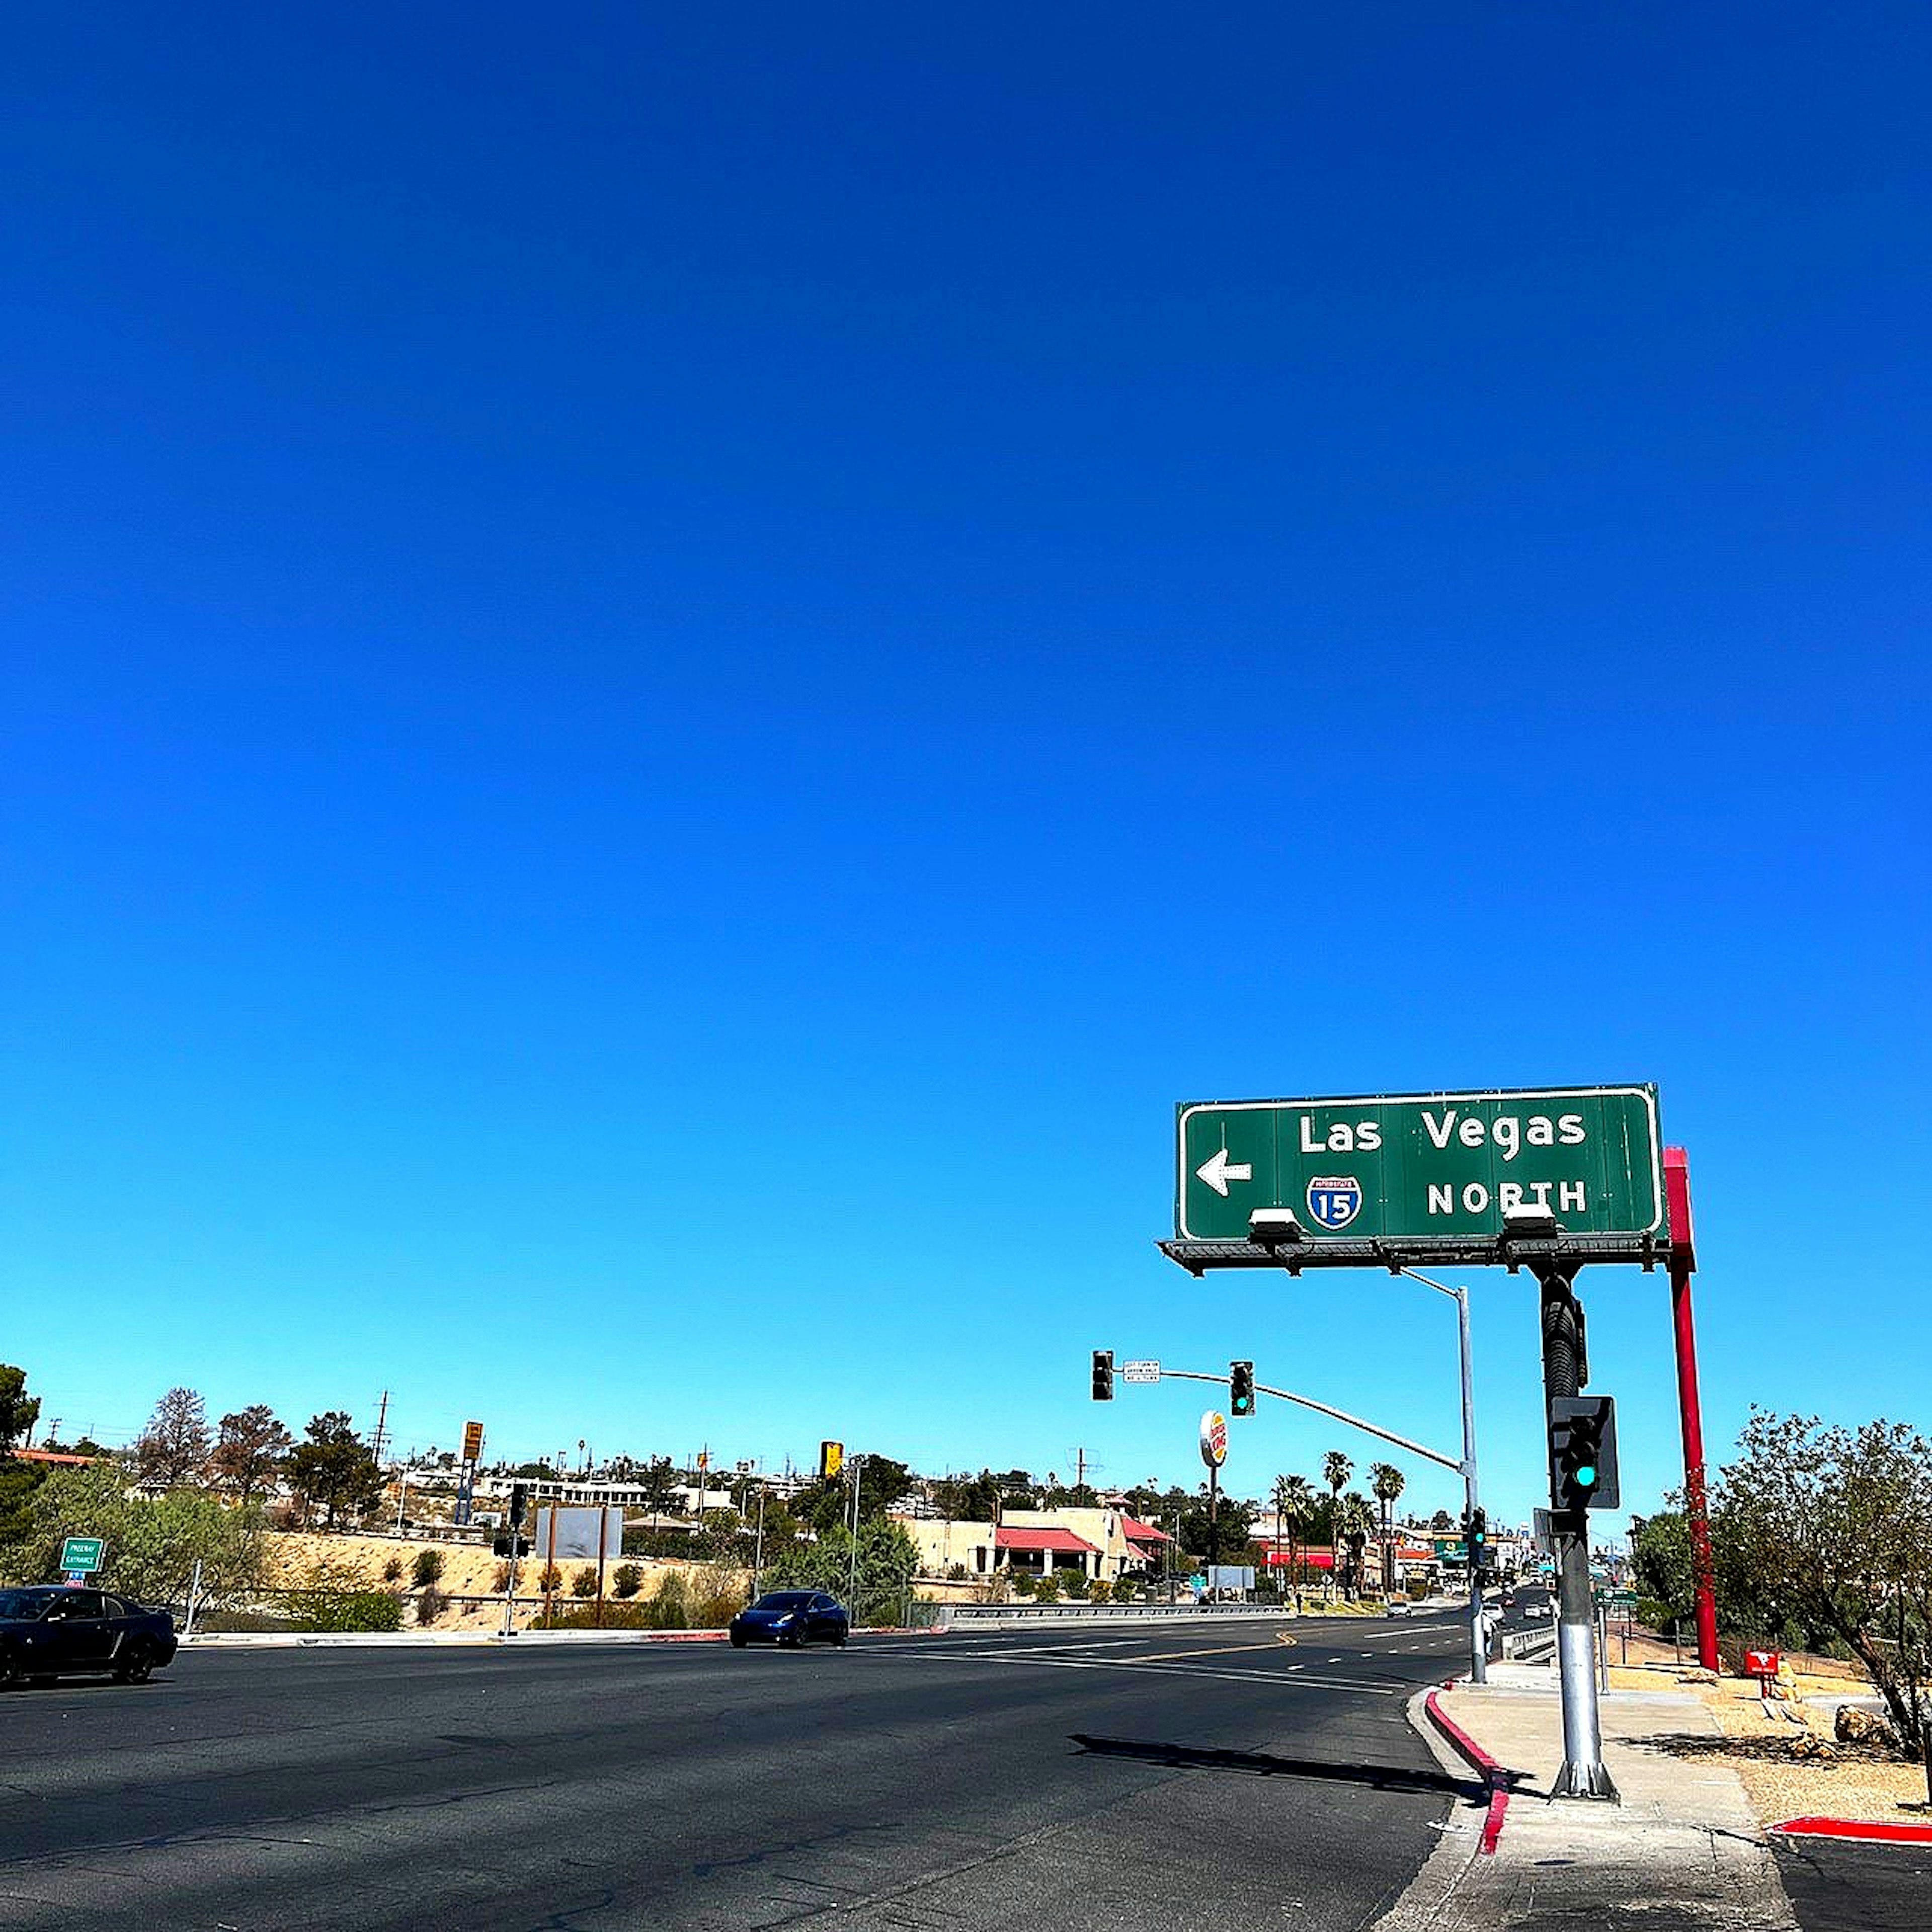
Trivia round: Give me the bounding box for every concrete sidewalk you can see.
[1378,1663,1798,1929]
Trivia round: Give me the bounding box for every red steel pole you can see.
[1664,1147,1720,1672]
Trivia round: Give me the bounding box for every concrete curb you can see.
[1422,1684,1514,1856]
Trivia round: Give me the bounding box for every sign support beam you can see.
[1664,1147,1721,1675]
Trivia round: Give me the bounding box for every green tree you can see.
[637,1456,680,1515]
[8,1461,265,1607]
[932,1470,1002,1521]
[1335,1492,1377,1599]
[1322,1451,1354,1598]
[0,1365,47,1548]
[287,1411,382,1528]
[0,1365,42,1452]
[1180,1486,1255,1568]
[1370,1462,1407,1593]
[1631,1509,1699,1635]
[1711,1409,1932,1750]
[766,1518,919,1624]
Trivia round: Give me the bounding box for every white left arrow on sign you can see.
[1194,1148,1253,1197]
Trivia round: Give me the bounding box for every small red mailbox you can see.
[1745,1648,1781,1683]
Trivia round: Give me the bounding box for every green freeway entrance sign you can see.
[1176,1086,1661,1250]
[59,1536,104,1575]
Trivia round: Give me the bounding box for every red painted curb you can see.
[1424,1687,1513,1857]
[1772,1816,1932,1847]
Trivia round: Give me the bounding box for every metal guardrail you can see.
[1498,1623,1557,1662]
[940,1602,1317,1630]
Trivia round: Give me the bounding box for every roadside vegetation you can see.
[1633,1408,1932,1754]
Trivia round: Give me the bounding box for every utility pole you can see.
[846,1456,866,1614]
[1539,1265,1616,1800]
[1399,1269,1488,1685]
[370,1391,389,1468]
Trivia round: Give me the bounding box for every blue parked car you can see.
[728,1590,849,1650]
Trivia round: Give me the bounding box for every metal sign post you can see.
[1540,1266,1617,1800]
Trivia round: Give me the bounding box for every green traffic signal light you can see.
[1230,1360,1255,1416]
[1575,1462,1597,1489]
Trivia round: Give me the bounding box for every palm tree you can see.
[1336,1491,1377,1600]
[1322,1451,1353,1599]
[1278,1474,1315,1600]
[1369,1462,1406,1598]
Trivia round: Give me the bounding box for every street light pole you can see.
[1399,1268,1487,1686]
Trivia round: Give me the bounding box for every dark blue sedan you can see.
[728,1590,849,1649]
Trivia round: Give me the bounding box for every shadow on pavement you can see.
[1069,1733,1482,1801]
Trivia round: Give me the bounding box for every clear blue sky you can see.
[4,6,1927,1527]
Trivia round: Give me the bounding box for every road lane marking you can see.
[855,1649,1408,1694]
[1125,1638,1304,1663]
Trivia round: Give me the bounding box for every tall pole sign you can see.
[455,1419,485,1528]
[1198,1409,1227,1573]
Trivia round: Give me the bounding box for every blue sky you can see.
[4,6,1927,1526]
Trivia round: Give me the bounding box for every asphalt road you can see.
[0,1612,1481,1932]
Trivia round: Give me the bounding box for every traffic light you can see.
[1549,1395,1621,1512]
[1466,1506,1489,1573]
[508,1482,529,1530]
[1229,1360,1255,1417]
[492,1534,532,1558]
[1091,1350,1114,1401]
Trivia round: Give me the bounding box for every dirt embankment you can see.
[260,1530,745,1631]
[1607,1629,1929,1826]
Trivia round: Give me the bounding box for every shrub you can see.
[611,1563,643,1599]
[491,1561,513,1592]
[381,1556,405,1583]
[1035,1573,1061,1602]
[536,1564,562,1595]
[648,1570,690,1630]
[1087,1578,1112,1605]
[302,1589,404,1634]
[415,1584,447,1625]
[548,1600,653,1630]
[690,1563,746,1628]
[570,1566,599,1598]
[1062,1573,1090,1600]
[411,1549,445,1590]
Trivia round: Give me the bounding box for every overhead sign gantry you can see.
[1168,1085,1663,1273]
[1158,1082,1683,1804]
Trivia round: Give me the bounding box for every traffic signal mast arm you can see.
[1146,1367,1466,1476]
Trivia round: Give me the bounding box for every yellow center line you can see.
[1123,1636,1303,1663]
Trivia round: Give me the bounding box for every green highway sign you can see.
[1177,1086,1662,1245]
[59,1536,105,1574]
